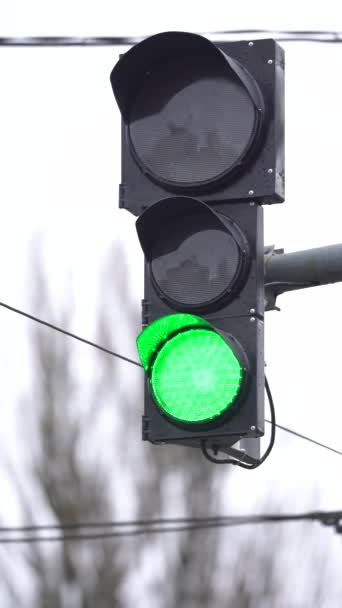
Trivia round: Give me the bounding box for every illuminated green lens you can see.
[150,328,243,423]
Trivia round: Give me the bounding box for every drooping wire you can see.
[265,419,342,457]
[201,375,275,468]
[0,301,142,368]
[1,300,341,458]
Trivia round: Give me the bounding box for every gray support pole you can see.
[264,243,342,309]
[266,243,342,286]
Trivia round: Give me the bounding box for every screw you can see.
[250,426,256,431]
[249,201,255,206]
[249,308,255,314]
[265,361,267,367]
[267,59,273,64]
[250,317,256,323]
[267,168,273,174]
[248,189,254,195]
[248,41,254,47]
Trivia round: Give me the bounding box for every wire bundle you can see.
[1,30,342,47]
[0,510,341,544]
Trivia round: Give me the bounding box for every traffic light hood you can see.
[110,30,264,122]
[111,35,284,210]
[136,196,220,260]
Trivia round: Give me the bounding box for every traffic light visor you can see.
[111,31,264,189]
[137,314,244,424]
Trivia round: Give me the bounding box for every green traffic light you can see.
[137,314,244,424]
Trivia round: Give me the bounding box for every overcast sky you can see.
[0,0,342,567]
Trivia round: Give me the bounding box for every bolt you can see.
[248,189,254,195]
[249,308,255,314]
[249,201,255,206]
[264,361,267,367]
[248,41,254,47]
[250,426,256,431]
[267,59,273,64]
[267,168,273,174]
[250,317,256,323]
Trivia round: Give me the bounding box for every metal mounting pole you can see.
[264,243,342,310]
[207,243,342,461]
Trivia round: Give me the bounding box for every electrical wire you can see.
[2,509,340,534]
[201,375,275,467]
[2,31,342,47]
[0,510,341,544]
[0,36,139,47]
[265,419,342,457]
[0,301,142,368]
[0,522,236,544]
[1,300,341,458]
[0,516,239,533]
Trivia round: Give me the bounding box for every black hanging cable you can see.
[201,375,275,468]
[0,301,142,368]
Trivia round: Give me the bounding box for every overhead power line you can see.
[1,509,340,533]
[0,509,340,544]
[1,300,342,458]
[1,30,342,47]
[0,301,142,368]
[265,419,342,457]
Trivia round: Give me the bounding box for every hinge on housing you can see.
[142,416,150,441]
[119,183,125,209]
[141,299,151,326]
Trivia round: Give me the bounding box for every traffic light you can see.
[110,32,284,461]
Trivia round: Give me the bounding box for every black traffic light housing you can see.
[111,31,284,216]
[137,197,264,452]
[110,31,284,460]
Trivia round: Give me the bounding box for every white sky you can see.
[0,0,342,588]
